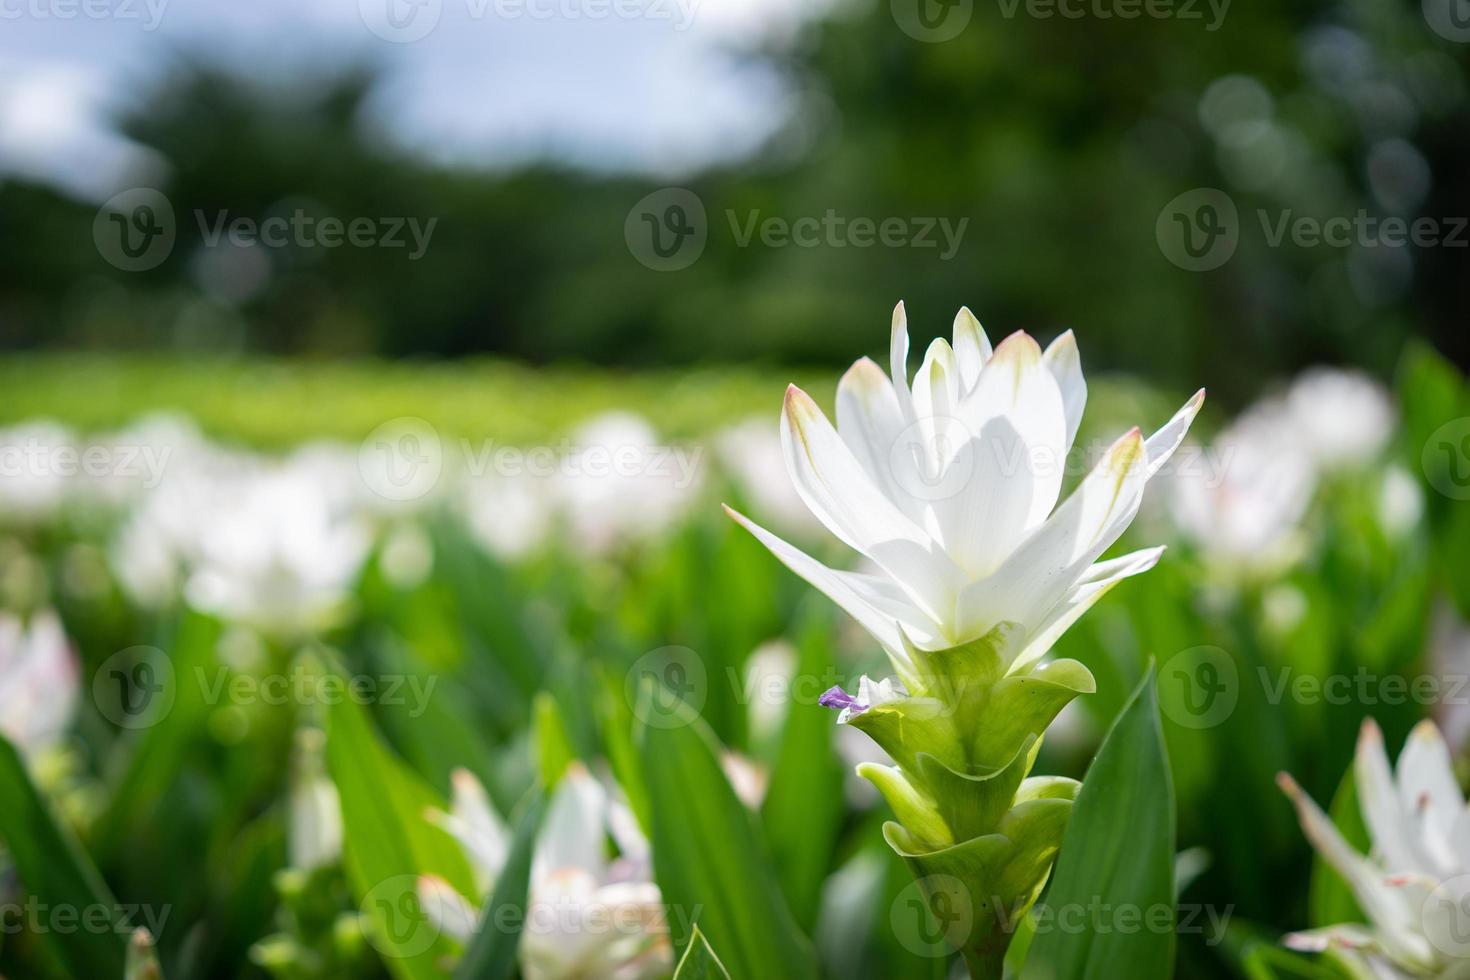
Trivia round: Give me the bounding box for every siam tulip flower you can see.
[419,765,671,980]
[726,303,1202,975]
[520,765,671,980]
[554,412,703,555]
[462,471,557,562]
[0,609,79,763]
[0,422,79,525]
[1280,368,1395,474]
[1167,403,1316,582]
[418,768,512,943]
[1278,719,1470,978]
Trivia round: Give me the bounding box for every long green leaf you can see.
[637,687,816,980]
[0,734,128,977]
[453,792,545,980]
[672,926,733,980]
[324,661,477,980]
[1023,665,1176,980]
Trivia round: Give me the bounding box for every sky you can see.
[0,0,841,201]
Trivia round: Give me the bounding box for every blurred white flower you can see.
[715,419,819,538]
[1282,368,1395,473]
[418,768,512,942]
[1168,404,1316,580]
[720,751,769,809]
[462,472,557,562]
[0,610,78,761]
[0,421,78,524]
[1431,605,1470,754]
[728,304,1203,687]
[288,728,342,873]
[1279,720,1470,977]
[743,639,796,752]
[520,764,672,980]
[555,412,703,555]
[1377,465,1425,539]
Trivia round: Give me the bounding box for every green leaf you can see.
[0,733,128,978]
[533,691,576,790]
[1307,770,1367,929]
[761,606,844,931]
[1023,665,1176,980]
[672,926,733,980]
[323,658,477,980]
[637,687,817,980]
[453,793,545,980]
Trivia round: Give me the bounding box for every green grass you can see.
[0,354,830,449]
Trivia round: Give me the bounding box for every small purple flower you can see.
[818,685,864,714]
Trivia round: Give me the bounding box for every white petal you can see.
[418,876,479,943]
[937,332,1068,577]
[1008,546,1165,674]
[1354,720,1423,875]
[782,386,962,616]
[1396,720,1463,842]
[951,307,991,393]
[1278,773,1432,969]
[1144,389,1206,476]
[1041,330,1086,453]
[532,765,609,889]
[890,302,915,423]
[954,428,1147,640]
[835,358,916,519]
[725,506,931,676]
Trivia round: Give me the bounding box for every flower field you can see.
[0,324,1468,980]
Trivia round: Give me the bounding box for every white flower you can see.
[554,412,703,554]
[462,472,557,561]
[0,610,78,761]
[0,422,78,524]
[520,765,672,980]
[1279,720,1470,978]
[1167,403,1316,580]
[418,768,512,943]
[1282,368,1395,473]
[726,303,1203,686]
[288,728,342,873]
[1377,465,1424,539]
